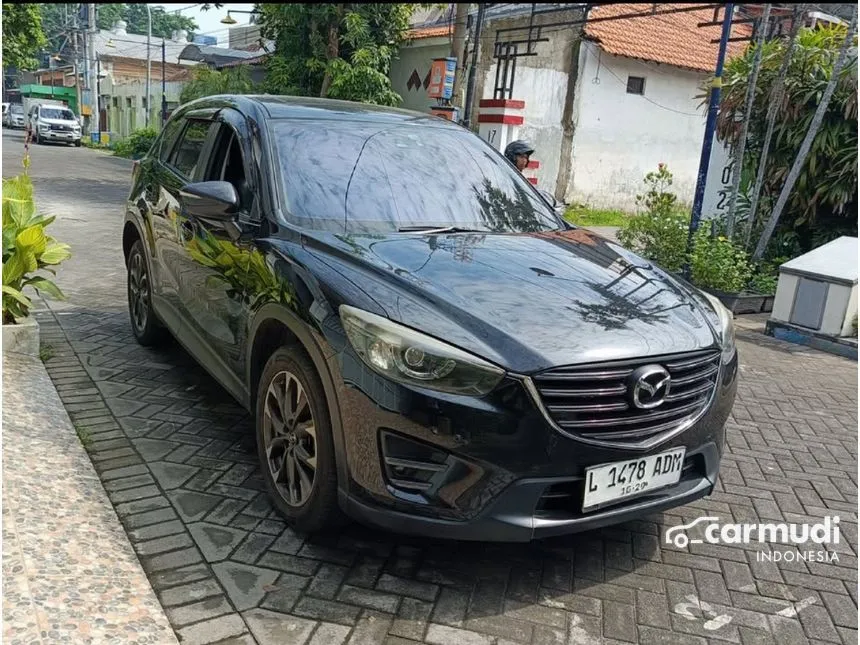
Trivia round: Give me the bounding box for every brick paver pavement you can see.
[4,130,857,644]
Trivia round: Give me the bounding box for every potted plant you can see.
[2,168,71,355]
[689,228,765,315]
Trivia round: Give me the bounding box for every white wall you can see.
[101,76,185,139]
[481,63,568,194]
[568,44,710,211]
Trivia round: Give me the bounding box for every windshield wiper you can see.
[398,225,486,234]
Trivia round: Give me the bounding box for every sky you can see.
[149,3,256,46]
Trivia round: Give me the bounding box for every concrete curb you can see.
[2,348,179,643]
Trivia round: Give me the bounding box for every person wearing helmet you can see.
[504,140,535,172]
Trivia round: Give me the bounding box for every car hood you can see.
[40,118,78,126]
[304,228,720,373]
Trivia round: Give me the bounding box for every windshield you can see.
[41,108,75,121]
[10,105,23,114]
[270,120,562,235]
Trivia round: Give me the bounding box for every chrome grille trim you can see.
[525,349,722,450]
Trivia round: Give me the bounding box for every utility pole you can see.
[725,4,771,240]
[162,39,168,125]
[462,3,486,129]
[146,4,152,127]
[89,3,97,134]
[450,3,470,113]
[683,3,734,276]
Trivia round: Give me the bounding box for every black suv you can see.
[123,96,738,541]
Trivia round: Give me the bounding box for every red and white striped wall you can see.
[477,98,540,186]
[523,159,540,186]
[477,99,524,153]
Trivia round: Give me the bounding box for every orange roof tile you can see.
[407,25,453,40]
[585,4,751,73]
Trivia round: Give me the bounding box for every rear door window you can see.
[168,119,215,180]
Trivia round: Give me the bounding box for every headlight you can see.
[702,292,736,363]
[39,124,49,130]
[339,305,505,396]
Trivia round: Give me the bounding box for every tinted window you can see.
[270,121,561,234]
[41,108,75,120]
[170,119,211,179]
[158,116,186,162]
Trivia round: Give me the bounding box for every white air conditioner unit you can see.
[769,237,858,338]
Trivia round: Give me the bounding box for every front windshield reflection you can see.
[271,121,562,235]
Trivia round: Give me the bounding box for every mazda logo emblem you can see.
[629,365,671,409]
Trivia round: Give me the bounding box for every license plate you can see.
[583,447,686,511]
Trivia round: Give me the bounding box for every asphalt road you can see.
[3,127,857,645]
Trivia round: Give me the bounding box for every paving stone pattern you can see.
[7,131,859,644]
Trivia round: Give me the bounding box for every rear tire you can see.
[256,347,343,534]
[127,239,168,346]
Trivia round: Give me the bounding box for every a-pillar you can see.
[477,99,525,152]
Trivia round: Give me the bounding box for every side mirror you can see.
[179,181,239,222]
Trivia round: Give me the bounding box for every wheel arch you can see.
[247,304,349,494]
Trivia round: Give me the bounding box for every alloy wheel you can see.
[263,370,318,507]
[128,251,149,333]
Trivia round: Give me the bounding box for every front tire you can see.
[256,347,342,533]
[127,239,167,346]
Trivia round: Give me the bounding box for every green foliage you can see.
[98,4,198,39]
[564,205,629,227]
[179,66,254,105]
[39,342,54,362]
[712,24,858,251]
[74,424,93,448]
[852,314,858,339]
[259,3,415,105]
[2,172,71,324]
[186,228,297,310]
[689,228,753,293]
[617,164,690,273]
[113,127,157,160]
[2,3,48,71]
[747,271,778,295]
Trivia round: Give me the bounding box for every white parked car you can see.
[28,104,82,146]
[5,103,25,129]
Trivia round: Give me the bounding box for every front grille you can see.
[51,124,71,131]
[532,349,720,445]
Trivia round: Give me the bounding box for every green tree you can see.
[179,65,254,105]
[711,23,858,254]
[96,4,198,39]
[2,3,48,70]
[258,3,415,105]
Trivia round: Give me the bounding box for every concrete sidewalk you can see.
[2,336,178,644]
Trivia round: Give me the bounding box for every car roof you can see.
[190,94,463,130]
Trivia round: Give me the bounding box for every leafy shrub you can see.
[617,164,689,273]
[113,127,158,160]
[689,228,752,293]
[852,314,858,339]
[747,272,778,295]
[2,172,71,324]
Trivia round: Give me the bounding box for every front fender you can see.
[246,302,350,495]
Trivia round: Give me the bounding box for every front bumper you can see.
[344,442,719,542]
[328,343,738,542]
[39,129,81,142]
